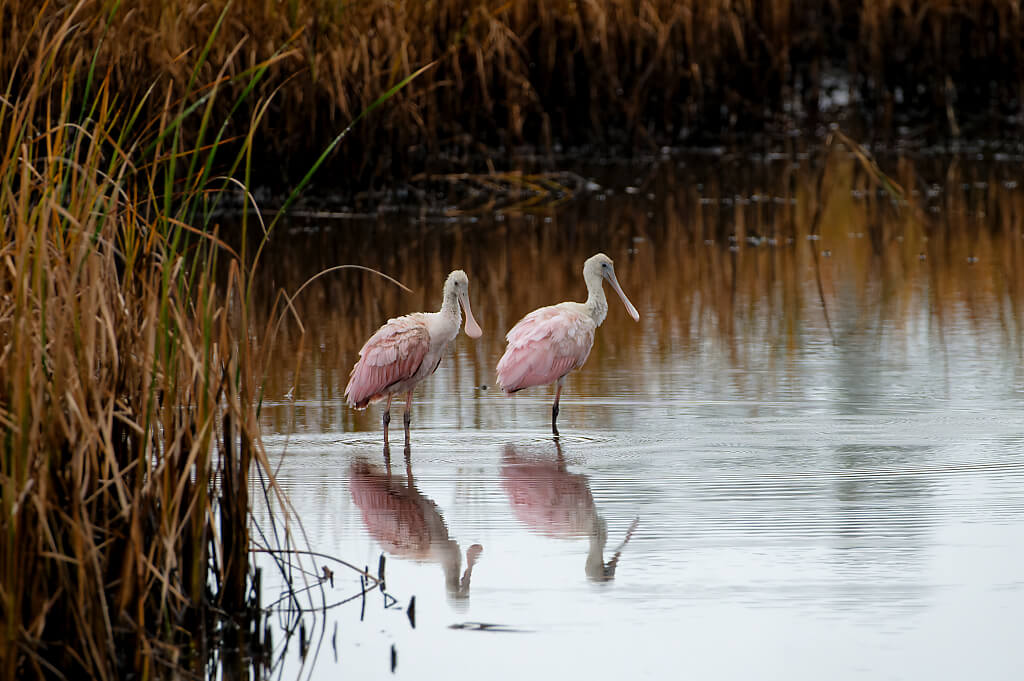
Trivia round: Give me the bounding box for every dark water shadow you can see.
[501,439,639,582]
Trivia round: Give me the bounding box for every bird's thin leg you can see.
[552,378,563,436]
[383,394,393,447]
[403,391,413,448]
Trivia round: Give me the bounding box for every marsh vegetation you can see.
[4,0,1022,188]
[0,5,286,677]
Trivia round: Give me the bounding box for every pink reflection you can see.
[501,441,637,581]
[350,454,481,603]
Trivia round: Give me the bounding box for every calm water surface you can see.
[252,153,1024,680]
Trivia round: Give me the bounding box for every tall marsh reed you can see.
[3,1,1021,190]
[0,4,296,678]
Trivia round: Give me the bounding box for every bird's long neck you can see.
[440,540,463,596]
[585,514,610,581]
[439,286,461,324]
[583,271,608,326]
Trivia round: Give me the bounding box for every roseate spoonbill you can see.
[495,253,639,434]
[501,442,639,581]
[345,270,482,446]
[349,455,482,602]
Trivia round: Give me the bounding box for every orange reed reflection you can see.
[501,441,638,581]
[256,153,1024,434]
[349,452,482,603]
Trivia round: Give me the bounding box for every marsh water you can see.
[252,151,1024,680]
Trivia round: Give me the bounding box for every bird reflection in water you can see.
[501,440,639,581]
[349,447,482,605]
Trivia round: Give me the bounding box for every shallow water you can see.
[252,153,1024,680]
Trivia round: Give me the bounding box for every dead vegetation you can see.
[2,1,1021,189]
[0,4,293,678]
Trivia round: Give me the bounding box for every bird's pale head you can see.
[583,253,614,279]
[444,269,483,338]
[445,269,470,291]
[584,253,639,322]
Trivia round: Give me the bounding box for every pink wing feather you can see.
[345,315,431,408]
[496,305,595,393]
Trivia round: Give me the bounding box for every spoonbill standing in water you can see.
[346,270,482,446]
[496,253,640,434]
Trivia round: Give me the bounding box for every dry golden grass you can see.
[0,4,300,678]
[3,1,1021,187]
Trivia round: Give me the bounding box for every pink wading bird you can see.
[496,253,640,434]
[345,270,482,447]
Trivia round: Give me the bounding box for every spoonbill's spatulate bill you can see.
[345,270,482,446]
[495,253,640,434]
